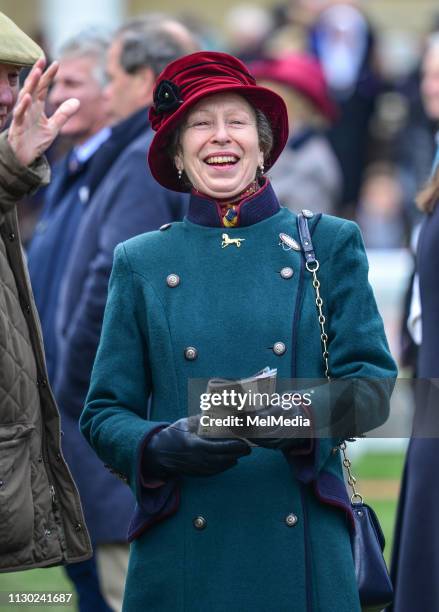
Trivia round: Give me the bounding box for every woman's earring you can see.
[259,162,265,174]
[178,168,183,180]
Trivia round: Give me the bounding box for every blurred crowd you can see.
[224,0,439,251]
[7,1,439,610]
[17,0,439,255]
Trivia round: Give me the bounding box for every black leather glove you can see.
[142,416,251,478]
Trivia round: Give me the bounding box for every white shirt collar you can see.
[74,126,111,164]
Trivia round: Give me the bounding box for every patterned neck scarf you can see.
[216,180,260,227]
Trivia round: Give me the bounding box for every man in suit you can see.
[26,30,113,612]
[53,17,198,611]
[27,30,111,384]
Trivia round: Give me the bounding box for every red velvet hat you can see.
[250,54,338,122]
[148,51,289,192]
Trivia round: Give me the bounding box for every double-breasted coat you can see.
[80,181,396,611]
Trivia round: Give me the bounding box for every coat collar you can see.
[186,178,281,227]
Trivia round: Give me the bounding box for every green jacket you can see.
[81,182,396,611]
[0,132,92,572]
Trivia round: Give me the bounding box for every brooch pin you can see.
[279,233,301,252]
[221,233,245,248]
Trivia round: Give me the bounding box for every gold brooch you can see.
[221,233,245,248]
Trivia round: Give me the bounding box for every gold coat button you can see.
[280,267,294,279]
[166,274,180,288]
[184,346,198,361]
[285,513,298,527]
[273,342,286,356]
[193,516,207,530]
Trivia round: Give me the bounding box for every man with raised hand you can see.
[0,11,92,574]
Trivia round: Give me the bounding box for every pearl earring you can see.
[259,162,265,174]
[178,168,183,180]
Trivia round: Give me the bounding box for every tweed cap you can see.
[0,12,44,67]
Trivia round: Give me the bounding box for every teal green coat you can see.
[80,183,396,611]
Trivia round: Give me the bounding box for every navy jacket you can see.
[53,108,188,542]
[390,202,439,612]
[27,152,95,382]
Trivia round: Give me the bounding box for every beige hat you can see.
[0,11,44,67]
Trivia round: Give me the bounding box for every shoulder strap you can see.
[296,210,363,504]
[297,212,317,267]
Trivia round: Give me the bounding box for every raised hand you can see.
[7,57,80,167]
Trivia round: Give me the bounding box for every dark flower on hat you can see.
[154,80,183,114]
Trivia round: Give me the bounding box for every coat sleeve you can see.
[289,219,398,482]
[79,242,177,511]
[0,131,49,226]
[54,148,186,419]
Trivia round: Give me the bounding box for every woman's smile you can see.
[175,92,263,198]
[203,153,240,170]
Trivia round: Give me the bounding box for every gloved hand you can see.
[232,403,312,451]
[142,416,251,478]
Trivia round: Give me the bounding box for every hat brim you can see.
[148,84,289,193]
[0,12,44,67]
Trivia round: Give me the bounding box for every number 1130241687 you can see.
[5,592,73,606]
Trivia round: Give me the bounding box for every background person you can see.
[356,162,408,248]
[310,0,381,217]
[390,33,439,612]
[80,51,396,611]
[0,10,92,573]
[251,52,342,215]
[27,29,111,386]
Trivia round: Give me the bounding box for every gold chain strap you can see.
[306,261,329,378]
[339,442,363,503]
[305,259,364,504]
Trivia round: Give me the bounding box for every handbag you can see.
[296,211,394,612]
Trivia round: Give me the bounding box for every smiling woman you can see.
[174,93,263,198]
[167,101,273,197]
[80,51,397,612]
